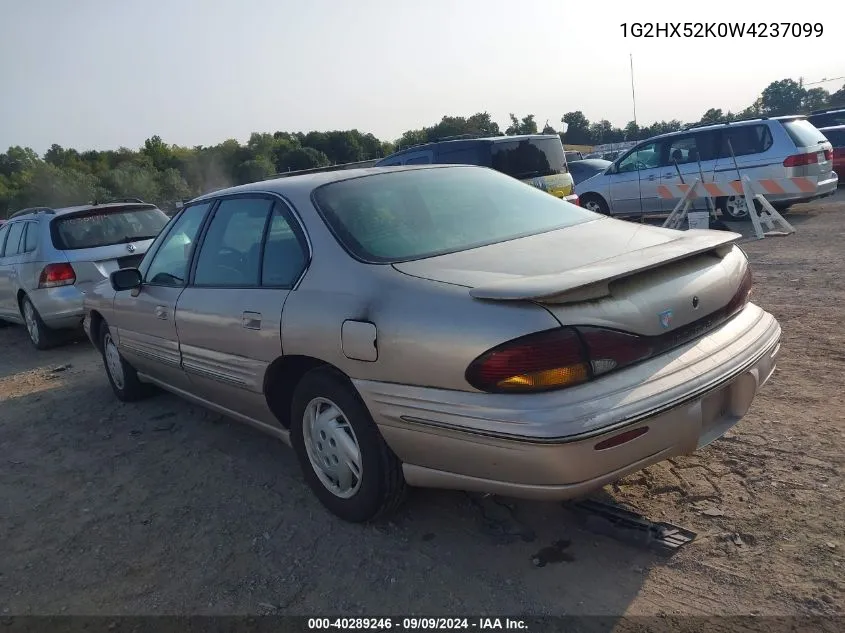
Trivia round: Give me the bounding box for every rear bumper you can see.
[29,285,85,329]
[355,305,781,499]
[769,172,838,205]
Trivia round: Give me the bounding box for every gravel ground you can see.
[1,194,843,618]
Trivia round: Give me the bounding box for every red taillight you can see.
[38,263,76,289]
[725,267,753,316]
[465,328,590,393]
[824,148,833,161]
[783,152,818,167]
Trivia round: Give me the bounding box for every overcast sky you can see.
[0,0,841,154]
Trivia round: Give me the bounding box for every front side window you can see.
[144,203,210,287]
[663,133,718,166]
[404,155,431,165]
[193,198,274,287]
[617,142,661,173]
[312,166,596,263]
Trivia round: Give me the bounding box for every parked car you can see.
[0,200,170,348]
[576,116,838,220]
[807,107,845,129]
[819,125,845,180]
[375,134,578,205]
[83,165,781,522]
[565,150,584,163]
[568,158,612,185]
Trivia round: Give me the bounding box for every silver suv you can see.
[0,200,170,349]
[576,116,838,220]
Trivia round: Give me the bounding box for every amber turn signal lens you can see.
[497,363,589,390]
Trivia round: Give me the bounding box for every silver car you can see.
[83,165,781,522]
[577,116,838,220]
[0,201,170,349]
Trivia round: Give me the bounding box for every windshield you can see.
[52,206,169,250]
[312,166,597,263]
[490,137,567,179]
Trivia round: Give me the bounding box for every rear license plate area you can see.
[117,254,144,269]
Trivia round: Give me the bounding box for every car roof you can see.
[570,159,612,167]
[380,134,561,159]
[818,124,845,131]
[190,164,461,202]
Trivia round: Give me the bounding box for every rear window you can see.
[52,205,170,250]
[781,119,827,148]
[490,137,567,179]
[311,166,596,263]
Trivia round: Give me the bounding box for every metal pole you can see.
[630,54,637,126]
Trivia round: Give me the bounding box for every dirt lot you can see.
[1,195,843,619]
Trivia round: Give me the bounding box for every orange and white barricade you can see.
[659,176,800,240]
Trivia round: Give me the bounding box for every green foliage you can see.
[1,77,838,218]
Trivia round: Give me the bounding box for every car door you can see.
[0,221,26,318]
[175,196,309,427]
[0,222,13,319]
[605,141,662,215]
[658,131,720,212]
[111,201,212,391]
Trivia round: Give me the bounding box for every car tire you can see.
[290,367,406,522]
[717,195,761,221]
[580,194,609,215]
[99,321,153,402]
[20,295,56,350]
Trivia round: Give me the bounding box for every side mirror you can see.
[110,267,142,292]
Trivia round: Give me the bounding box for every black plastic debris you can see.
[566,499,696,554]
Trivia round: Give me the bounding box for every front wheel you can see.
[580,194,609,215]
[99,321,153,402]
[290,368,406,522]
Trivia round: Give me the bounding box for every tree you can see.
[505,113,537,135]
[561,111,592,144]
[802,88,829,113]
[761,79,805,116]
[829,83,845,107]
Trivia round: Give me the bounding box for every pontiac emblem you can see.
[658,309,673,329]
[126,243,136,253]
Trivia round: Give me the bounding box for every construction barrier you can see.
[659,176,800,240]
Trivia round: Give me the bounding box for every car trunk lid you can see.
[392,219,745,337]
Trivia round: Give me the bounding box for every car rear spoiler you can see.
[469,230,743,304]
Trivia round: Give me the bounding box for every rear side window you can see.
[821,129,845,147]
[719,125,773,157]
[52,205,170,250]
[22,222,38,253]
[0,224,10,257]
[781,119,828,148]
[405,155,431,165]
[438,146,484,165]
[4,222,25,257]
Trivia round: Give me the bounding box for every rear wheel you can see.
[580,194,609,215]
[20,296,55,350]
[290,367,406,522]
[99,321,153,402]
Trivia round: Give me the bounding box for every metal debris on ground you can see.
[566,499,696,555]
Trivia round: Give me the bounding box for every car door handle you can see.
[647,175,656,181]
[154,305,168,320]
[242,312,261,330]
[663,173,675,178]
